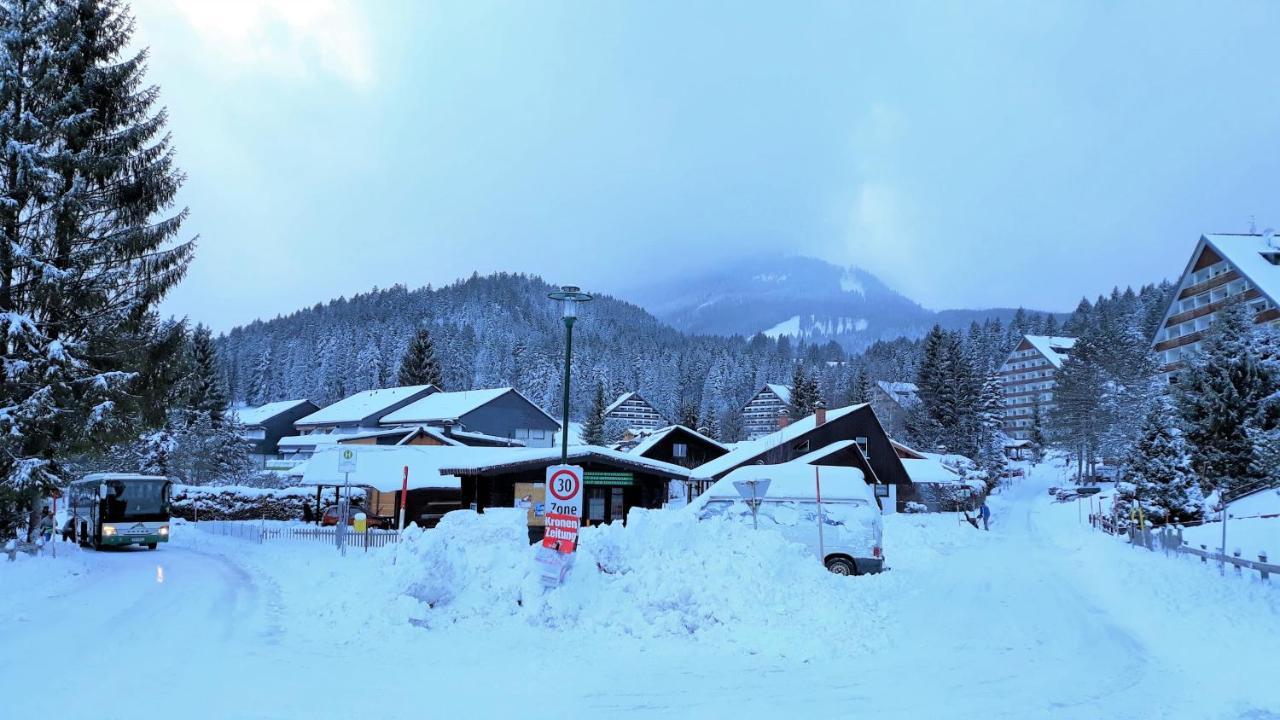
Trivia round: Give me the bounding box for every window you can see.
[514,428,530,439]
[792,439,811,453]
[672,443,688,459]
[855,436,869,458]
[530,429,546,440]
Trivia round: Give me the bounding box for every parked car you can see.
[1002,467,1026,478]
[320,504,390,528]
[689,463,884,575]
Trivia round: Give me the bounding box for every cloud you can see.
[137,0,373,87]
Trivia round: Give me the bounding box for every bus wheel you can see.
[147,543,157,550]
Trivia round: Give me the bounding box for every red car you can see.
[320,505,390,529]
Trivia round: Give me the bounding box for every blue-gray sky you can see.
[134,1,1280,332]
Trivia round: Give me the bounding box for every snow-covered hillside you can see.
[4,461,1279,719]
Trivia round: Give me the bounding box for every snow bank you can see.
[391,508,888,658]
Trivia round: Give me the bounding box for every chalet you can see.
[293,385,437,434]
[692,402,913,510]
[603,391,666,431]
[625,425,730,502]
[303,444,690,540]
[378,387,560,447]
[869,381,918,438]
[276,424,522,474]
[997,335,1076,441]
[741,384,793,439]
[235,399,319,469]
[1152,233,1280,379]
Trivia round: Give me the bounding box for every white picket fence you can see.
[194,520,399,550]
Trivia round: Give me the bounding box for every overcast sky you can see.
[134,1,1280,332]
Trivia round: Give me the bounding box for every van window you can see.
[759,500,800,526]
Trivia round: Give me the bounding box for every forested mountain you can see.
[216,272,1171,444]
[218,273,844,439]
[623,255,1061,352]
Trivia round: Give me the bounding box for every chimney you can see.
[777,408,791,429]
[815,400,827,427]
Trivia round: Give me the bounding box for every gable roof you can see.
[603,391,639,417]
[889,438,928,460]
[236,399,314,427]
[1022,335,1077,368]
[628,425,728,457]
[380,387,559,426]
[296,385,436,427]
[1201,233,1280,304]
[763,383,793,405]
[692,403,867,480]
[875,381,919,405]
[790,439,858,465]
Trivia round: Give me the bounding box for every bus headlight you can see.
[158,526,169,536]
[102,525,117,537]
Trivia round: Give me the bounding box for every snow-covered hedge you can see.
[169,484,322,521]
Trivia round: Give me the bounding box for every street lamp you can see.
[548,285,593,460]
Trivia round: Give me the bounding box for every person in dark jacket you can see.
[978,502,992,531]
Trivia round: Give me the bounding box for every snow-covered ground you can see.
[1182,488,1280,558]
[4,460,1279,719]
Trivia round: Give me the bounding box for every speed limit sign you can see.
[545,465,584,518]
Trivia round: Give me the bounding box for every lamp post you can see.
[548,285,593,461]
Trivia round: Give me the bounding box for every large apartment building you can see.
[998,335,1077,441]
[602,391,667,431]
[741,384,794,439]
[1152,233,1280,378]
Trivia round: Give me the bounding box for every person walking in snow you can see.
[37,509,55,542]
[978,502,992,531]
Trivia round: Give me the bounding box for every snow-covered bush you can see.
[169,484,320,521]
[903,501,929,514]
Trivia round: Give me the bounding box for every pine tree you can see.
[1176,303,1276,496]
[247,348,273,405]
[0,0,193,533]
[186,325,229,428]
[848,366,873,404]
[398,326,443,388]
[582,381,607,445]
[1120,397,1203,524]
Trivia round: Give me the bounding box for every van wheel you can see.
[147,543,157,550]
[825,557,857,576]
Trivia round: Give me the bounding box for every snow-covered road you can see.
[4,463,1278,719]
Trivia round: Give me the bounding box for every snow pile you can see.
[394,508,888,658]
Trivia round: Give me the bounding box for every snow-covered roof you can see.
[875,381,919,405]
[302,446,462,492]
[236,399,313,427]
[900,457,964,484]
[436,444,692,479]
[791,439,858,465]
[764,383,793,405]
[628,425,728,457]
[603,391,637,417]
[381,387,557,426]
[691,403,868,480]
[295,385,435,427]
[443,428,525,447]
[702,462,869,502]
[1023,335,1077,368]
[278,427,416,449]
[889,438,927,460]
[1202,233,1280,304]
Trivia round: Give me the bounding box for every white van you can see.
[690,463,884,575]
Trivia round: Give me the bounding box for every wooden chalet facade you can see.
[1151,233,1280,379]
[998,335,1076,441]
[693,403,913,510]
[627,425,729,470]
[236,399,319,469]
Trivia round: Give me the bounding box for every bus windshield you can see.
[103,480,170,521]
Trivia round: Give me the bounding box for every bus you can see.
[68,474,173,550]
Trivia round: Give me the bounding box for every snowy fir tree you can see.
[790,363,821,419]
[398,326,444,388]
[1119,397,1203,524]
[582,381,607,445]
[0,0,193,535]
[847,366,873,405]
[185,325,229,427]
[1175,303,1276,496]
[246,348,274,406]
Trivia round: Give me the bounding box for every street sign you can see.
[338,448,357,474]
[545,465,584,518]
[542,512,580,553]
[733,478,771,530]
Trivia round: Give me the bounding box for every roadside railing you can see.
[1100,520,1278,582]
[193,520,399,551]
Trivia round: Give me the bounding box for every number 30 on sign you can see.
[545,465,584,518]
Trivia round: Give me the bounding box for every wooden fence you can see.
[194,520,399,551]
[1112,523,1277,582]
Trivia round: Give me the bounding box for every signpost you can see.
[337,448,357,556]
[814,467,825,561]
[733,478,771,530]
[398,465,409,533]
[538,464,583,587]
